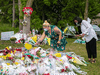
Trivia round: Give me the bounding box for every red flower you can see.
[3,52,7,55]
[27,55,31,58]
[16,49,22,52]
[66,55,72,59]
[51,44,53,46]
[61,69,65,72]
[22,7,33,15]
[5,48,9,50]
[8,57,13,60]
[43,73,50,75]
[22,55,25,57]
[24,51,27,53]
[4,50,6,52]
[62,47,64,49]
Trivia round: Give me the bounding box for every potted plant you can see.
[10,37,17,44]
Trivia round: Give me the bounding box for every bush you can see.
[10,37,17,41]
[98,24,100,27]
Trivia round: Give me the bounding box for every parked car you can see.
[92,25,100,40]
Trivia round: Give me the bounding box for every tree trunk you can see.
[18,0,23,31]
[12,0,15,27]
[84,0,88,20]
[23,15,31,34]
[23,0,34,34]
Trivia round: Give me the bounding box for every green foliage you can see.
[43,0,51,6]
[14,19,19,24]
[10,37,17,41]
[0,23,19,33]
[31,18,43,29]
[31,18,43,34]
[0,0,100,31]
[88,0,100,19]
[57,20,68,29]
[98,24,100,27]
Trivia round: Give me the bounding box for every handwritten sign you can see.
[1,31,14,40]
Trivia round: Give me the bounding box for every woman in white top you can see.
[73,16,98,63]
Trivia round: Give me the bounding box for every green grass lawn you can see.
[0,38,100,75]
[0,23,100,75]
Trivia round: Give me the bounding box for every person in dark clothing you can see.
[73,16,98,63]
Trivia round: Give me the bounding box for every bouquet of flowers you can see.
[10,37,17,41]
[22,7,33,17]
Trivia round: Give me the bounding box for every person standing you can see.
[73,16,98,63]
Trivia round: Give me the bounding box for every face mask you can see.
[76,22,80,26]
[44,28,48,31]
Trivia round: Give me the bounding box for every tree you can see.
[18,0,23,31]
[12,0,15,27]
[23,0,34,34]
[84,0,88,20]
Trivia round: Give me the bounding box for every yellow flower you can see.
[14,50,16,54]
[73,60,76,63]
[72,57,75,59]
[14,62,19,65]
[6,53,11,57]
[11,51,13,53]
[54,53,61,57]
[33,59,39,64]
[2,56,6,59]
[21,57,24,60]
[60,59,63,63]
[33,47,37,49]
[6,63,10,65]
[64,27,68,33]
[6,47,9,50]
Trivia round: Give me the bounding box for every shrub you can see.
[10,37,17,41]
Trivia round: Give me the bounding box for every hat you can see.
[43,20,50,26]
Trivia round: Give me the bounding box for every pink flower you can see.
[19,72,28,75]
[30,50,36,55]
[24,51,28,53]
[49,55,53,59]
[65,66,68,69]
[49,51,53,55]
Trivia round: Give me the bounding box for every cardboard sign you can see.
[1,31,14,40]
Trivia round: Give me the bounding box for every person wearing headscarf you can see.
[73,16,98,63]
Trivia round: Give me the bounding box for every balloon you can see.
[24,43,32,50]
[54,53,61,57]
